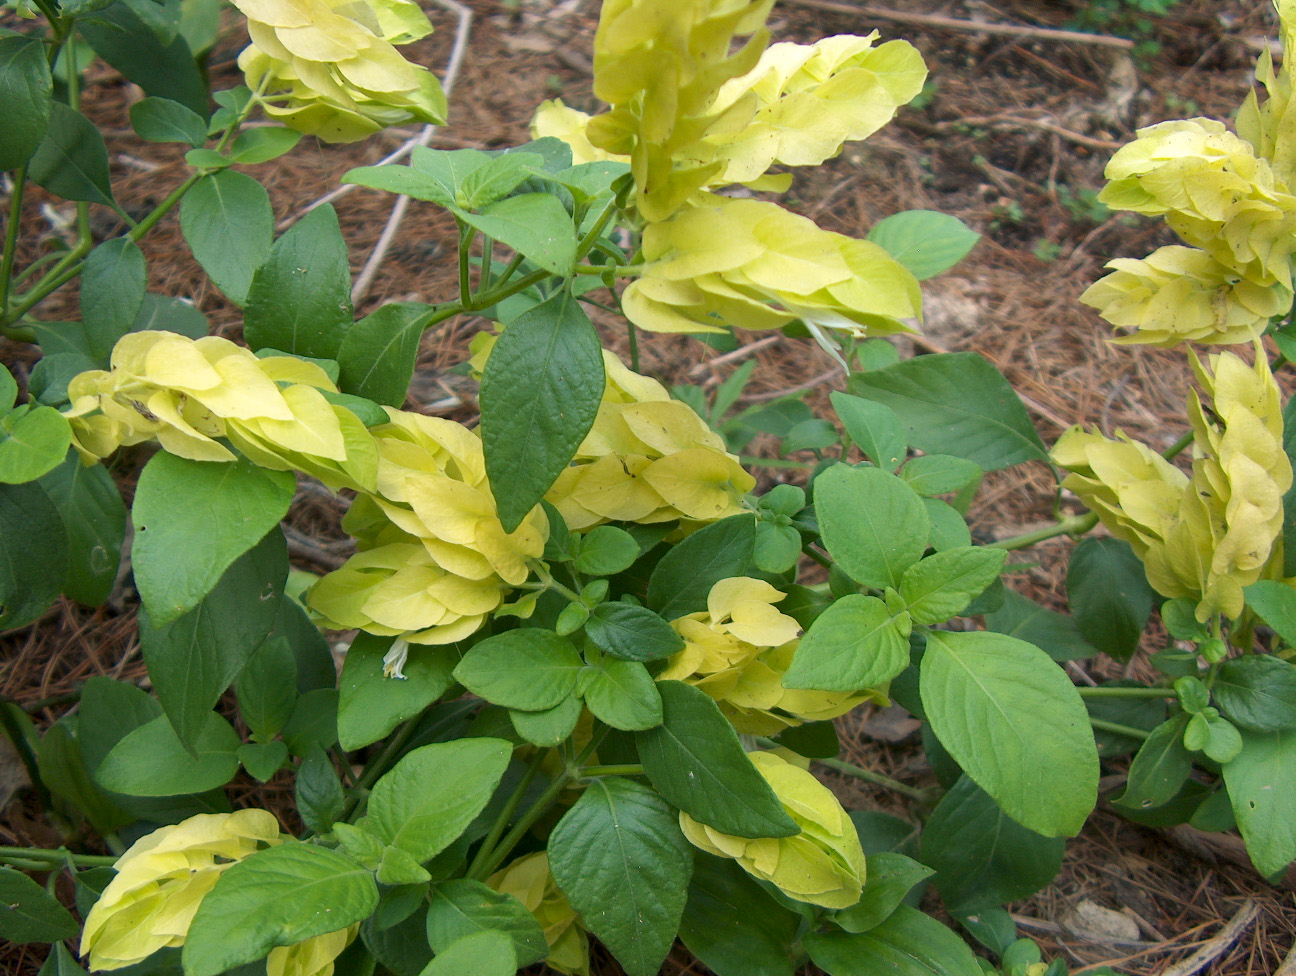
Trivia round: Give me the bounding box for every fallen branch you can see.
[1158,899,1259,976]
[780,0,1135,50]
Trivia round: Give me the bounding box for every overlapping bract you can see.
[80,811,357,976]
[1053,346,1292,620]
[64,332,376,490]
[233,0,446,143]
[679,750,865,908]
[659,577,875,734]
[487,853,590,976]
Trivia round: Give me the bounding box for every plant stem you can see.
[801,545,833,571]
[464,750,545,880]
[339,716,421,823]
[478,237,494,296]
[0,846,118,867]
[813,756,931,802]
[1162,429,1194,461]
[580,764,643,777]
[627,318,640,372]
[1075,686,1174,699]
[466,268,548,313]
[573,197,619,263]
[0,164,28,316]
[457,221,474,306]
[986,511,1098,550]
[1088,717,1151,740]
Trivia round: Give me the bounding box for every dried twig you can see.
[1158,899,1259,976]
[779,0,1135,50]
[952,114,1123,152]
[687,335,781,378]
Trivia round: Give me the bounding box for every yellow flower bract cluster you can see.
[487,852,590,976]
[659,577,876,734]
[679,750,865,908]
[1053,345,1292,620]
[80,811,355,976]
[234,0,446,143]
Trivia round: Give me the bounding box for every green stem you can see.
[457,221,475,306]
[1162,429,1194,461]
[811,756,930,803]
[339,716,421,823]
[465,750,545,880]
[22,692,81,713]
[571,262,643,276]
[986,511,1098,551]
[0,164,28,316]
[627,318,640,372]
[0,846,118,867]
[573,197,619,263]
[801,545,833,571]
[466,268,549,313]
[1088,717,1151,741]
[580,764,642,777]
[478,237,494,296]
[1075,686,1174,699]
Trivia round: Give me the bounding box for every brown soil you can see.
[3,0,1296,973]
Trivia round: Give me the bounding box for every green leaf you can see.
[0,364,15,414]
[831,391,905,471]
[982,588,1100,662]
[923,499,972,551]
[244,204,353,359]
[677,854,801,976]
[1114,714,1192,812]
[141,529,285,748]
[549,777,693,976]
[459,152,547,209]
[282,688,339,757]
[0,405,72,484]
[782,418,838,452]
[833,852,935,933]
[0,36,53,171]
[452,629,583,711]
[1223,729,1296,877]
[805,906,982,976]
[343,161,457,208]
[582,657,663,730]
[1086,681,1166,758]
[1244,579,1296,647]
[38,942,87,976]
[772,720,840,759]
[510,693,581,746]
[131,293,209,339]
[129,96,207,146]
[637,681,797,838]
[784,594,910,692]
[295,745,345,833]
[815,464,929,589]
[337,302,435,406]
[1066,537,1153,661]
[183,844,379,976]
[899,455,982,497]
[920,631,1098,837]
[754,521,802,574]
[0,866,78,943]
[28,353,99,407]
[479,289,604,533]
[585,602,684,662]
[899,547,1005,625]
[38,720,131,834]
[367,739,512,862]
[237,739,288,782]
[180,170,274,305]
[866,210,980,280]
[234,636,298,741]
[416,931,516,976]
[131,453,295,625]
[77,676,163,774]
[82,236,147,359]
[457,193,577,275]
[573,525,640,576]
[425,879,547,967]
[27,101,116,206]
[919,775,1063,914]
[647,513,756,619]
[0,480,68,629]
[1214,656,1296,732]
[78,0,207,114]
[95,712,241,796]
[848,353,1048,470]
[229,126,302,164]
[339,633,458,750]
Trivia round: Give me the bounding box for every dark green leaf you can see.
[647,513,756,619]
[848,353,1048,470]
[0,36,53,171]
[244,204,353,359]
[131,293,208,339]
[866,211,980,280]
[479,289,604,533]
[585,602,684,662]
[1223,729,1296,877]
[1066,537,1153,661]
[457,193,577,276]
[1215,656,1296,732]
[78,2,207,115]
[677,853,801,976]
[39,720,131,833]
[452,629,582,711]
[27,101,116,206]
[0,480,68,628]
[367,739,512,862]
[1085,682,1166,757]
[183,844,379,976]
[637,682,796,838]
[282,688,339,757]
[95,712,241,796]
[28,353,98,407]
[337,302,435,406]
[338,633,458,750]
[833,852,935,933]
[815,464,928,589]
[831,391,905,470]
[919,775,1063,914]
[38,942,87,976]
[510,693,581,746]
[899,547,1005,625]
[582,657,663,731]
[129,96,207,146]
[0,405,72,484]
[982,589,1100,662]
[784,594,910,691]
[771,720,840,759]
[921,631,1098,837]
[296,745,345,833]
[362,903,432,976]
[131,453,294,624]
[805,906,982,976]
[180,170,274,306]
[237,739,287,782]
[235,636,298,741]
[0,866,78,943]
[425,879,546,967]
[1114,714,1192,811]
[549,778,693,976]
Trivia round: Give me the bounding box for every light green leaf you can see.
[815,463,929,589]
[922,498,972,552]
[549,777,693,976]
[898,455,982,496]
[647,514,756,619]
[784,594,910,692]
[573,525,640,576]
[866,210,980,280]
[95,712,241,796]
[833,852,935,933]
[417,931,516,976]
[1223,729,1296,878]
[0,866,79,943]
[899,547,1005,625]
[1244,580,1296,647]
[637,681,797,838]
[181,170,274,306]
[367,738,512,862]
[425,879,547,967]
[920,631,1098,837]
[339,633,458,750]
[456,193,577,276]
[831,391,905,471]
[582,658,663,731]
[1114,714,1192,812]
[0,405,71,484]
[510,693,581,746]
[805,906,982,976]
[459,151,546,209]
[229,126,301,164]
[452,629,583,711]
[337,302,436,407]
[848,353,1048,470]
[0,364,15,414]
[183,844,379,976]
[131,453,295,625]
[0,36,53,171]
[342,161,457,208]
